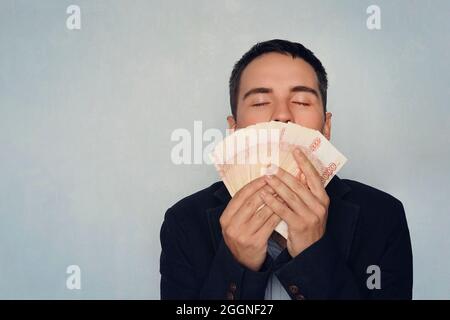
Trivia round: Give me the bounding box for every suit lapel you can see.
[206,203,227,252]
[325,191,360,260]
[206,175,360,261]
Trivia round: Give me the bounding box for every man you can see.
[160,39,413,299]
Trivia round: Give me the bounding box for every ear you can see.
[323,112,332,140]
[227,115,237,131]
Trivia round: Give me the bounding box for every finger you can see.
[234,184,277,233]
[259,189,297,225]
[269,172,326,223]
[264,174,308,216]
[297,169,307,186]
[250,184,277,212]
[223,184,276,228]
[253,184,277,213]
[276,195,286,204]
[232,188,266,228]
[293,148,328,203]
[246,204,274,235]
[254,211,282,241]
[221,176,267,223]
[262,184,276,195]
[273,166,320,211]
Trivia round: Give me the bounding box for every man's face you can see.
[228,52,332,140]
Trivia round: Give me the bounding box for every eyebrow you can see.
[242,85,319,100]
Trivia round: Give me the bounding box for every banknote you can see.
[210,121,347,238]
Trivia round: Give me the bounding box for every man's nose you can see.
[271,103,293,123]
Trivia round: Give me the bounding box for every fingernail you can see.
[265,164,278,176]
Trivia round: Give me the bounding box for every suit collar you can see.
[206,175,360,261]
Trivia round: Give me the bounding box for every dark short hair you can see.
[229,39,328,118]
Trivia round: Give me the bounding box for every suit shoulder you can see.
[163,181,224,225]
[341,179,405,217]
[340,179,410,255]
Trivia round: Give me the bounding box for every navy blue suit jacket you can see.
[160,176,413,299]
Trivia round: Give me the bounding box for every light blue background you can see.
[1,0,449,299]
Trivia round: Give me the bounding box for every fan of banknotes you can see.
[210,121,347,239]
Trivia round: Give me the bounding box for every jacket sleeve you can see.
[198,239,273,299]
[160,208,198,299]
[364,200,413,299]
[160,208,274,300]
[274,232,362,299]
[274,200,413,300]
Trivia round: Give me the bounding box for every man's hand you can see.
[220,176,282,272]
[260,148,330,258]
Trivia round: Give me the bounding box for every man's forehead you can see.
[239,53,319,93]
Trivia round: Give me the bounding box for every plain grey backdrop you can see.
[1,0,449,299]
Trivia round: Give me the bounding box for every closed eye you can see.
[293,102,310,106]
[252,102,270,107]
